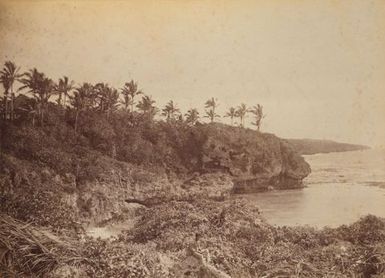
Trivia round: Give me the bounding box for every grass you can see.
[0,214,86,277]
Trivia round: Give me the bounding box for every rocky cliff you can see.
[0,123,310,227]
[192,124,311,193]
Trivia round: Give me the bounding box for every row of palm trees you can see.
[0,61,265,130]
[204,97,265,130]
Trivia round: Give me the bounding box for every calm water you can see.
[241,149,385,228]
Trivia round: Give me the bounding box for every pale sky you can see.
[1,0,384,147]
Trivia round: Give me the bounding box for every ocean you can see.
[241,149,385,228]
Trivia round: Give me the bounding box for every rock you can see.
[182,173,233,200]
[194,124,311,193]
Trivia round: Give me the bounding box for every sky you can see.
[0,0,384,147]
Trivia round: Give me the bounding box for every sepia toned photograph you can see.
[1,0,385,277]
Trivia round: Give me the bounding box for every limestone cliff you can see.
[192,124,311,193]
[0,123,310,226]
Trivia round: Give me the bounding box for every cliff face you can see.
[0,123,310,226]
[191,124,311,193]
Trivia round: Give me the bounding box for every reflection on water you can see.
[241,149,385,228]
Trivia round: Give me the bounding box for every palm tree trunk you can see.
[40,104,44,127]
[10,88,14,121]
[123,96,128,111]
[58,92,62,106]
[3,95,8,120]
[38,104,42,126]
[63,92,66,108]
[75,110,79,132]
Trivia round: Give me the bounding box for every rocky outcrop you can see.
[193,124,311,193]
[287,138,369,155]
[0,123,310,227]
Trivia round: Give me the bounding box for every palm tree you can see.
[94,82,108,112]
[120,87,132,112]
[69,83,94,131]
[204,109,220,123]
[19,68,42,95]
[224,107,236,126]
[0,61,22,121]
[121,80,142,112]
[236,103,248,128]
[249,104,265,131]
[104,86,119,118]
[185,108,200,125]
[19,68,55,125]
[162,100,180,121]
[136,95,158,119]
[204,97,219,123]
[0,96,5,120]
[56,76,74,107]
[0,73,10,120]
[18,69,43,124]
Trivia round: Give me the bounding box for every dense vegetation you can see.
[2,202,385,277]
[0,61,271,178]
[1,61,384,277]
[0,61,265,132]
[1,61,309,192]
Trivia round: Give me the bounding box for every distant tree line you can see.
[0,61,265,130]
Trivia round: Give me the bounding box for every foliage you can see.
[249,104,265,131]
[122,198,385,277]
[136,95,158,119]
[18,68,55,125]
[0,60,270,132]
[235,103,248,127]
[2,200,385,277]
[184,108,200,125]
[82,239,170,278]
[0,154,77,229]
[204,97,220,123]
[0,214,85,277]
[56,76,74,107]
[2,60,383,277]
[120,80,142,112]
[162,100,180,122]
[0,61,22,121]
[224,107,236,126]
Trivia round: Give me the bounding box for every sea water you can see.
[241,149,385,228]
